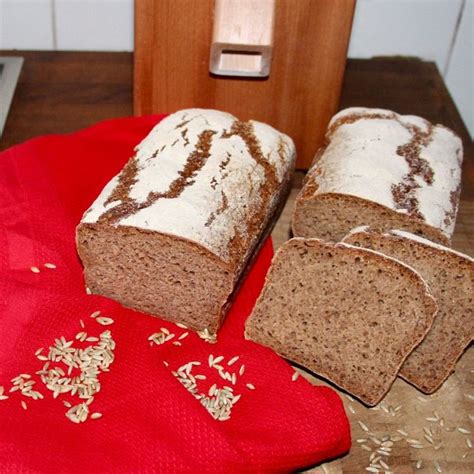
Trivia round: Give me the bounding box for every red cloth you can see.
[0,116,351,473]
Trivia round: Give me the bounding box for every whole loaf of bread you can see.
[292,107,463,245]
[77,109,296,333]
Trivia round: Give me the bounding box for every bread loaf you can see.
[76,109,296,333]
[245,238,437,405]
[292,107,463,245]
[343,227,474,394]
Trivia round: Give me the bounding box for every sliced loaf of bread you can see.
[245,238,437,406]
[343,228,474,393]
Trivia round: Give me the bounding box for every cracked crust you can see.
[77,109,296,331]
[292,107,463,244]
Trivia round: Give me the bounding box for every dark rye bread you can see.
[245,238,437,406]
[76,109,295,333]
[343,228,474,393]
[292,107,463,246]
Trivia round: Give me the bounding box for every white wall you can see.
[0,0,472,137]
[348,0,473,138]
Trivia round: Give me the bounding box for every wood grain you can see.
[0,51,472,472]
[134,0,355,168]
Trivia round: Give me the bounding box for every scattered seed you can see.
[227,356,239,366]
[416,460,422,469]
[369,452,379,462]
[90,311,101,319]
[466,438,473,448]
[63,401,72,408]
[21,401,27,410]
[426,417,439,422]
[357,438,368,443]
[44,263,56,269]
[416,396,428,402]
[96,317,114,326]
[34,348,43,356]
[30,266,40,273]
[379,460,389,470]
[458,427,471,434]
[291,372,299,382]
[197,328,217,344]
[424,434,434,444]
[365,467,378,473]
[345,394,355,402]
[396,429,408,436]
[176,322,188,329]
[86,287,92,295]
[358,421,369,432]
[246,383,255,390]
[434,460,442,473]
[80,320,85,329]
[163,361,169,367]
[361,444,372,452]
[172,341,182,346]
[348,405,356,414]
[91,412,102,420]
[239,365,245,376]
[178,332,189,340]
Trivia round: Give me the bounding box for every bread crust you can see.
[76,109,296,332]
[292,107,463,245]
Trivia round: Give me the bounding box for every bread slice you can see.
[343,228,474,393]
[245,238,437,406]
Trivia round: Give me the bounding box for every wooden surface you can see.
[0,52,473,473]
[134,0,355,168]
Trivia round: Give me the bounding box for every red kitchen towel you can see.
[0,115,351,473]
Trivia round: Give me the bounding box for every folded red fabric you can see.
[0,116,351,473]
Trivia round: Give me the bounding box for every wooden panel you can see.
[134,0,355,169]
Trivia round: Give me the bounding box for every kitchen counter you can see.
[0,51,472,473]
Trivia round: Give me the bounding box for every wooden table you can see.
[1,52,473,473]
